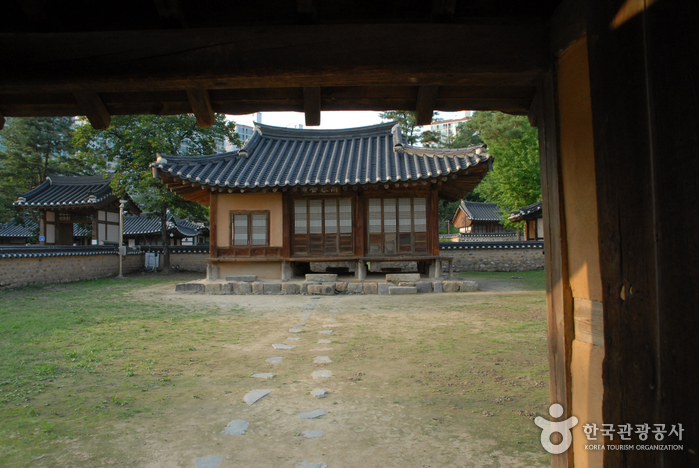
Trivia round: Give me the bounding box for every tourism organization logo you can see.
[535,403,578,454]
[535,403,685,453]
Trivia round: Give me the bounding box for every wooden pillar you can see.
[428,184,439,256]
[282,192,292,258]
[355,191,365,257]
[586,1,699,466]
[531,69,574,468]
[209,191,218,259]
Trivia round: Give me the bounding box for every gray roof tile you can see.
[458,201,504,222]
[153,122,491,190]
[508,201,542,222]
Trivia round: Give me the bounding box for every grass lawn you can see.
[0,271,550,467]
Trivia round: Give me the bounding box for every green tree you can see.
[454,111,540,230]
[73,114,239,270]
[0,117,89,222]
[378,111,420,144]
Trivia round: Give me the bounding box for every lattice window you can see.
[309,200,323,234]
[413,198,426,232]
[324,201,338,234]
[398,198,412,233]
[294,200,307,234]
[368,198,382,233]
[383,198,396,232]
[339,198,352,234]
[230,211,269,246]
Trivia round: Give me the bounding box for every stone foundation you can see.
[176,278,479,295]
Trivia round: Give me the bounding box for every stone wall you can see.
[0,253,143,290]
[444,247,544,272]
[169,253,208,273]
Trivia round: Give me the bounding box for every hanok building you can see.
[0,217,91,245]
[509,201,544,241]
[13,176,140,246]
[153,122,492,280]
[452,201,514,234]
[123,213,205,247]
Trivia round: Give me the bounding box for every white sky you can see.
[227,110,467,130]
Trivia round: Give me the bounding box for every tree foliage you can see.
[378,111,420,145]
[73,114,239,268]
[0,117,90,222]
[454,111,540,230]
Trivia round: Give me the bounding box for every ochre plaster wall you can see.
[558,37,605,468]
[215,193,283,248]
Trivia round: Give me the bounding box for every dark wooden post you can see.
[209,191,218,259]
[428,184,439,256]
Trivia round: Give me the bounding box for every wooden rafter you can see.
[73,92,111,129]
[303,87,321,126]
[416,85,439,125]
[186,89,215,127]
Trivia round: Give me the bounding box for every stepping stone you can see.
[312,370,332,379]
[306,274,338,282]
[327,314,335,316]
[287,337,300,341]
[225,275,257,282]
[318,339,332,344]
[265,357,283,363]
[311,296,321,299]
[311,389,328,398]
[302,430,323,438]
[289,328,304,333]
[222,420,249,435]
[252,373,277,379]
[302,313,313,316]
[294,322,307,326]
[273,343,294,350]
[314,356,332,363]
[312,348,332,351]
[244,389,271,405]
[299,409,327,419]
[196,456,222,468]
[298,462,328,468]
[329,319,336,322]
[318,330,333,334]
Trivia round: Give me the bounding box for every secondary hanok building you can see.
[13,175,140,246]
[509,201,544,241]
[123,213,204,247]
[153,122,492,280]
[0,217,91,245]
[452,201,514,234]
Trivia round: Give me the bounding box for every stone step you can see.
[389,286,418,295]
[305,273,338,282]
[385,273,421,284]
[225,275,257,282]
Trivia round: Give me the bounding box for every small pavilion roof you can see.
[508,201,542,222]
[123,213,201,238]
[14,175,141,214]
[0,217,90,239]
[454,201,504,223]
[153,122,492,203]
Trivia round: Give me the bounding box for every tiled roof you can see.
[153,122,491,190]
[458,201,504,222]
[123,213,201,238]
[14,175,114,208]
[0,218,90,239]
[508,201,542,222]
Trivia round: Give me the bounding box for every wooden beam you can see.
[303,87,321,126]
[296,0,317,24]
[0,23,547,93]
[73,92,111,129]
[153,0,187,29]
[0,110,5,130]
[186,89,214,127]
[416,85,439,125]
[431,0,456,22]
[533,71,574,468]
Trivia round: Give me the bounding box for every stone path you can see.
[199,295,339,466]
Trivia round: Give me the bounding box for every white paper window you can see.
[413,198,426,232]
[398,198,412,233]
[309,200,323,234]
[294,200,307,234]
[232,214,249,245]
[383,198,396,233]
[339,198,352,234]
[368,198,382,233]
[251,214,267,245]
[324,201,338,234]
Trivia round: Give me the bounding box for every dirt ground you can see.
[21,276,550,468]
